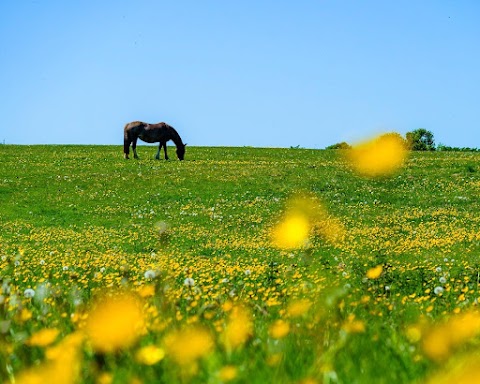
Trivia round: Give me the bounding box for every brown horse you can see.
[124,121,186,160]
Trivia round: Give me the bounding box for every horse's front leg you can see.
[132,138,139,159]
[160,141,169,160]
[155,143,161,160]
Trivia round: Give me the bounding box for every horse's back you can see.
[124,121,145,131]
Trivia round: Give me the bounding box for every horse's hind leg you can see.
[155,143,161,160]
[124,138,131,159]
[132,138,139,159]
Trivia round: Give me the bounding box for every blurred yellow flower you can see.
[164,326,214,365]
[271,213,310,249]
[135,345,165,365]
[286,299,312,318]
[218,365,238,382]
[27,328,60,347]
[17,331,83,384]
[423,311,480,361]
[272,194,345,249]
[342,316,366,334]
[269,319,290,339]
[346,133,407,177]
[85,292,145,353]
[222,305,253,351]
[137,284,155,298]
[366,265,383,279]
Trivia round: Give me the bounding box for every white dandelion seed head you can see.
[34,284,49,302]
[62,266,69,271]
[39,259,45,265]
[24,288,36,298]
[439,276,447,284]
[100,267,106,273]
[244,269,252,276]
[184,277,195,287]
[384,285,391,291]
[435,267,442,273]
[144,270,157,279]
[434,286,444,295]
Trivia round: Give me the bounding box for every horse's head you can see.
[176,143,187,160]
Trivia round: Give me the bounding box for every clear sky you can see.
[1,1,479,148]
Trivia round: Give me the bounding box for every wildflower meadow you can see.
[1,142,480,383]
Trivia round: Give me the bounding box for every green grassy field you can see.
[1,145,480,383]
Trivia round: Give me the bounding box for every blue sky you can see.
[1,1,479,148]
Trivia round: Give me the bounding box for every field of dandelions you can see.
[1,139,480,384]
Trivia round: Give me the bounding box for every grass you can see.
[1,144,480,383]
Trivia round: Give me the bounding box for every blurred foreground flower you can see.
[269,319,290,339]
[222,305,253,351]
[286,299,312,318]
[85,291,145,353]
[346,133,407,177]
[27,328,60,347]
[422,311,480,361]
[271,194,344,249]
[16,332,83,384]
[164,326,214,366]
[218,365,238,382]
[136,345,166,365]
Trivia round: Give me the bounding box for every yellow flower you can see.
[222,305,253,351]
[342,317,366,334]
[19,308,33,322]
[17,332,83,384]
[271,194,344,249]
[271,213,310,249]
[137,284,155,298]
[164,326,214,365]
[423,311,480,361]
[135,345,165,365]
[27,328,60,347]
[346,133,407,177]
[218,365,238,382]
[366,265,383,279]
[85,292,145,353]
[269,319,290,339]
[286,299,312,318]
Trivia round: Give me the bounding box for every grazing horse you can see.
[124,121,186,160]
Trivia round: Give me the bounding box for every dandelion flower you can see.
[27,328,60,347]
[271,213,310,249]
[85,292,145,353]
[269,319,290,339]
[135,345,165,365]
[366,265,383,279]
[144,270,157,279]
[434,286,444,295]
[286,299,312,318]
[218,365,238,382]
[222,305,253,350]
[24,288,36,298]
[346,133,407,177]
[164,326,213,365]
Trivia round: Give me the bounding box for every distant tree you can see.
[406,129,435,151]
[325,142,351,150]
[378,132,408,148]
